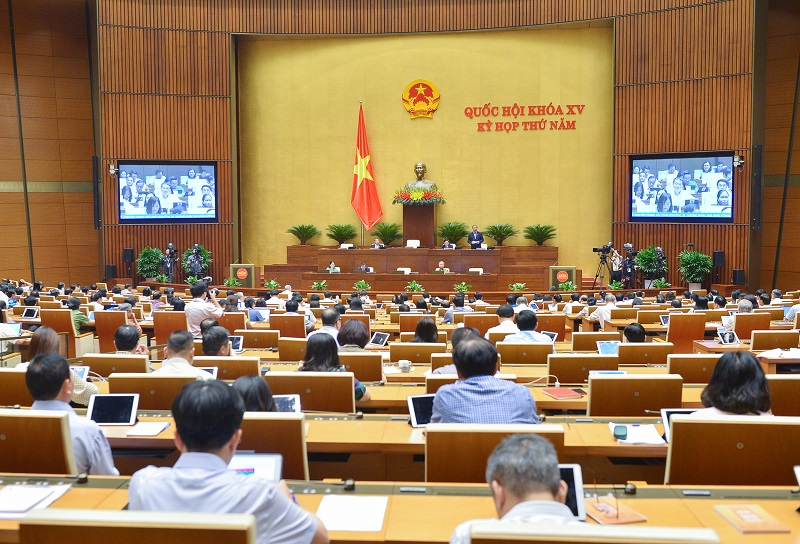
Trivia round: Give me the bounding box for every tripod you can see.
[592,253,614,290]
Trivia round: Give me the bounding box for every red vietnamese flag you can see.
[351,104,383,230]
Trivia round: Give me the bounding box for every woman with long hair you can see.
[299,334,370,401]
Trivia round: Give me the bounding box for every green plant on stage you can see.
[435,222,470,245]
[326,224,358,244]
[180,245,212,274]
[223,277,241,287]
[136,247,164,279]
[634,246,667,279]
[483,224,520,246]
[453,282,471,294]
[559,280,577,291]
[286,224,321,245]
[652,278,672,289]
[508,282,527,292]
[405,280,425,292]
[678,250,713,285]
[370,223,402,246]
[523,224,557,246]
[264,279,280,290]
[156,274,169,283]
[311,280,327,291]
[353,279,371,291]
[608,280,626,290]
[185,275,199,285]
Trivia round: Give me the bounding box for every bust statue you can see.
[404,162,435,190]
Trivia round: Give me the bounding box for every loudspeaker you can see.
[733,269,746,285]
[106,264,117,279]
[123,248,134,263]
[712,251,724,267]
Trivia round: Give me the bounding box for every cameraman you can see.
[187,244,204,277]
[185,280,223,338]
[610,248,622,282]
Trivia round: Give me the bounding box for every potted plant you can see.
[559,280,577,291]
[156,273,169,283]
[678,250,713,291]
[508,282,527,292]
[370,223,402,246]
[435,222,470,245]
[264,279,280,290]
[223,277,241,287]
[634,245,668,289]
[523,224,557,246]
[353,279,371,291]
[181,245,212,275]
[136,247,164,281]
[453,282,471,294]
[286,224,321,245]
[483,224,520,246]
[326,224,358,245]
[185,275,199,285]
[311,280,327,291]
[608,280,626,290]
[405,280,425,292]
[652,278,672,289]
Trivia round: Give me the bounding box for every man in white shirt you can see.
[442,295,473,324]
[264,290,286,309]
[472,292,490,307]
[185,281,223,338]
[152,330,212,381]
[585,294,617,328]
[513,297,534,314]
[285,299,315,332]
[449,434,577,544]
[484,305,519,339]
[501,311,553,344]
[307,309,341,347]
[770,289,786,305]
[25,353,119,476]
[128,380,329,544]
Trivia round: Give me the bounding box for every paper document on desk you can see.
[0,484,71,518]
[608,423,665,445]
[316,495,388,532]
[126,421,170,436]
[382,365,401,375]
[756,348,800,359]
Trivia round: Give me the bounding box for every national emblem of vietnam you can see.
[402,80,440,119]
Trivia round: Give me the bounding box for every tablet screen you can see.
[87,394,139,425]
[228,453,282,481]
[229,336,243,353]
[21,307,38,319]
[274,394,301,413]
[559,464,586,521]
[407,394,435,427]
[368,332,390,346]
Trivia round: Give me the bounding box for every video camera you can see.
[592,242,613,254]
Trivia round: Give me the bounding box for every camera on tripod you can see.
[592,242,613,254]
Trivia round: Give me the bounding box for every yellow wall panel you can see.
[238,26,614,274]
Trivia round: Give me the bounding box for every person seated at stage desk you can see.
[431,336,539,424]
[298,334,370,402]
[369,237,384,249]
[355,262,373,273]
[128,380,328,544]
[404,161,435,190]
[442,294,473,324]
[325,261,340,273]
[502,310,552,344]
[434,260,450,273]
[449,434,577,544]
[441,239,456,249]
[690,351,772,418]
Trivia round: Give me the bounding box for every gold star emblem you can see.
[414,84,428,96]
[354,150,373,186]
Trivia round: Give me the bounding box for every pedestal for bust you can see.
[402,204,436,248]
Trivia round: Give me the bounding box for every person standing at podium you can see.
[468,225,484,249]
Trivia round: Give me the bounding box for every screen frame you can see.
[116,159,219,224]
[629,150,736,224]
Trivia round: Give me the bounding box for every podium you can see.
[229,263,256,288]
[549,265,578,288]
[402,204,436,248]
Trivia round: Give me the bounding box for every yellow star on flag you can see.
[353,150,373,186]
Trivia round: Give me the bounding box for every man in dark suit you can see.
[441,239,456,249]
[467,225,484,249]
[369,237,384,249]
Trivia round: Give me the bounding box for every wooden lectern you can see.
[402,204,436,248]
[229,263,256,288]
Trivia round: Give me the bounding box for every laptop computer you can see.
[720,315,733,328]
[407,393,436,428]
[718,331,740,345]
[540,331,558,343]
[596,340,620,355]
[4,323,21,336]
[367,331,390,347]
[21,307,38,319]
[229,335,244,354]
[228,453,283,481]
[728,309,738,316]
[559,464,587,521]
[273,394,301,413]
[69,365,90,380]
[660,408,698,442]
[86,393,139,426]
[659,314,670,326]
[782,305,793,320]
[255,308,270,321]
[196,367,219,379]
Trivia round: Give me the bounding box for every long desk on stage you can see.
[0,474,797,544]
[302,272,542,294]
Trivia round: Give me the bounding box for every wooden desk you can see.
[756,355,800,374]
[692,340,753,354]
